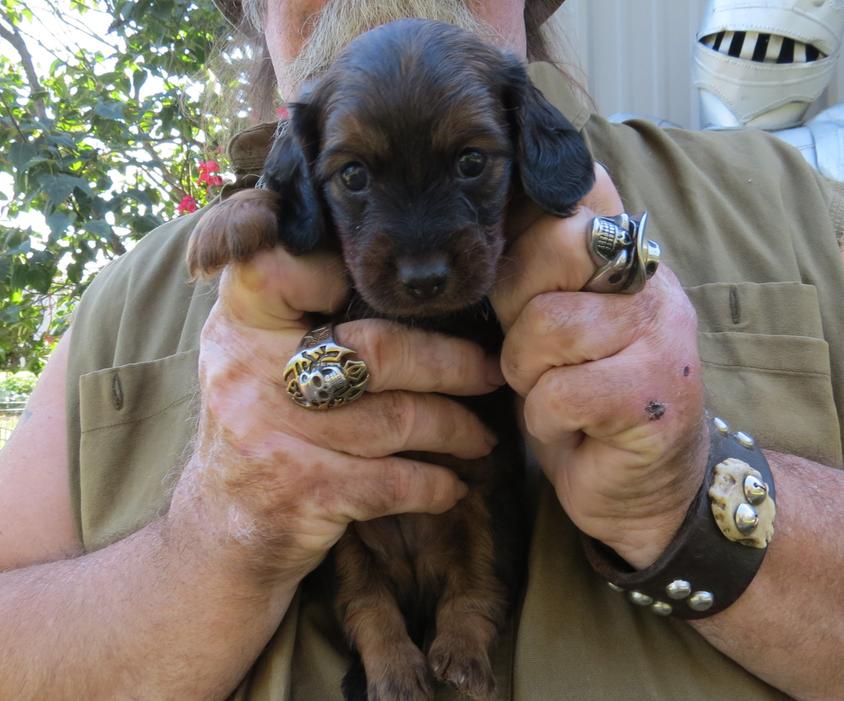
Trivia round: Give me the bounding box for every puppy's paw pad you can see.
[428,642,495,700]
[367,648,433,701]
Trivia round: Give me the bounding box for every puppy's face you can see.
[263,19,594,318]
[315,55,515,317]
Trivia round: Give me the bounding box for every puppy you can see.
[188,19,593,701]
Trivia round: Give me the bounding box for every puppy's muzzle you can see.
[396,254,451,300]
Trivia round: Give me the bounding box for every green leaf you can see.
[84,218,112,237]
[45,133,78,149]
[8,142,37,170]
[4,239,31,256]
[132,68,148,93]
[93,100,125,121]
[37,174,92,207]
[46,211,75,236]
[0,306,23,324]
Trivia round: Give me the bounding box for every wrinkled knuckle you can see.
[425,336,466,392]
[550,219,582,261]
[364,462,412,514]
[202,363,245,418]
[523,392,553,443]
[676,290,698,327]
[643,280,698,344]
[377,391,415,445]
[538,370,568,412]
[351,321,390,384]
[200,309,229,346]
[524,293,567,336]
[202,383,227,423]
[387,465,414,508]
[319,415,357,453]
[342,413,388,458]
[350,441,382,460]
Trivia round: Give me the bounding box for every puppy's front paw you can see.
[186,188,281,279]
[366,641,433,701]
[428,634,496,701]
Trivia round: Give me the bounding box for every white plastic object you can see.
[694,0,844,129]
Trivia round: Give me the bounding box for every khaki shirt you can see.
[66,64,844,700]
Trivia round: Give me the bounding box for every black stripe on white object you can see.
[701,31,825,62]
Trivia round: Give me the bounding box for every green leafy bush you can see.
[0,370,37,399]
[1,0,238,370]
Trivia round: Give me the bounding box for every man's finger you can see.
[220,247,350,330]
[491,207,599,330]
[337,455,469,521]
[335,320,504,395]
[580,161,624,215]
[500,290,650,397]
[492,162,623,331]
[315,391,497,460]
[215,316,505,397]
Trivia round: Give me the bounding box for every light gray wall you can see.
[551,0,844,129]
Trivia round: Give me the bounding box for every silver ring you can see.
[283,324,370,410]
[583,211,661,294]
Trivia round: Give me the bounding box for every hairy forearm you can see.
[692,452,844,701]
[0,510,296,700]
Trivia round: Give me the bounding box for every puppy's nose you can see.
[397,256,450,300]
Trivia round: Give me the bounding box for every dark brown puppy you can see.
[188,19,593,701]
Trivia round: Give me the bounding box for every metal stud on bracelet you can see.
[585,415,776,620]
[608,580,716,615]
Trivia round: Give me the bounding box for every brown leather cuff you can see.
[583,417,776,620]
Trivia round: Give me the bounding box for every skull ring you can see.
[283,324,370,410]
[583,211,661,294]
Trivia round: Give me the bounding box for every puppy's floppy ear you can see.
[503,60,595,217]
[262,100,328,254]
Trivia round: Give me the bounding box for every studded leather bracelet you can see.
[583,416,776,620]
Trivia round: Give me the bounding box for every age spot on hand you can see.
[645,400,666,421]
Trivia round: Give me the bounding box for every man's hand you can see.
[491,165,708,568]
[170,245,503,581]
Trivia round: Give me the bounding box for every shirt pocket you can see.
[77,349,199,551]
[686,282,842,466]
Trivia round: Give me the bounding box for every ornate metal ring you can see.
[583,211,661,294]
[283,324,370,410]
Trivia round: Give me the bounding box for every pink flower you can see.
[177,195,198,215]
[276,106,290,120]
[199,159,220,173]
[198,160,223,187]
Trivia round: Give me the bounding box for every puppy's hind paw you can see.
[366,644,433,701]
[428,639,496,701]
[185,189,281,279]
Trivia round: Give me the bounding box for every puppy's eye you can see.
[457,149,486,178]
[340,162,369,191]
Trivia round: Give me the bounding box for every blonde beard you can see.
[264,0,500,98]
